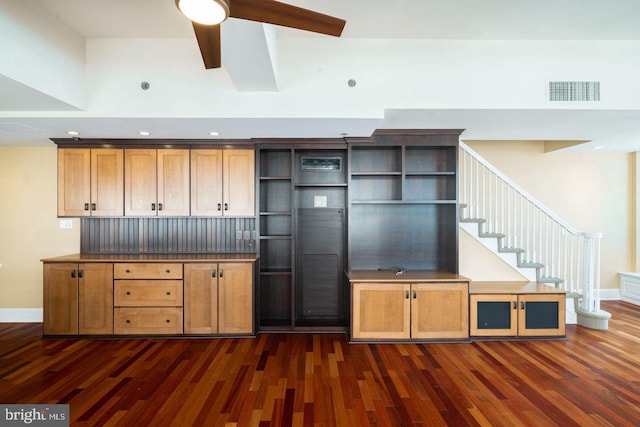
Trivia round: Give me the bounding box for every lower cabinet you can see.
[351,282,469,340]
[469,282,566,337]
[42,258,255,337]
[184,262,254,335]
[44,263,113,335]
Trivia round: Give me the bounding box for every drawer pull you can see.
[219,269,224,278]
[165,269,171,273]
[166,291,171,296]
[126,320,131,324]
[125,269,131,273]
[126,291,131,296]
[212,269,217,278]
[166,319,171,323]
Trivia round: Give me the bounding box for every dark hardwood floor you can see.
[1,301,639,426]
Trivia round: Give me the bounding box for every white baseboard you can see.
[600,289,621,301]
[0,309,43,323]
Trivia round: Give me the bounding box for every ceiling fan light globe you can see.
[176,0,229,25]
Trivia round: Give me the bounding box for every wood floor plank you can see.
[1,301,640,425]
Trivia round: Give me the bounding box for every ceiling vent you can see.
[548,81,600,102]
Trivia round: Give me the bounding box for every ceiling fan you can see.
[175,0,346,69]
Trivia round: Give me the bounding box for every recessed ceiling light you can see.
[66,131,80,136]
[209,131,220,136]
[593,145,604,150]
[138,131,150,136]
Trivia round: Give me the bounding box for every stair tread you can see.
[479,232,506,238]
[460,218,486,223]
[519,262,544,268]
[499,247,525,253]
[539,277,563,284]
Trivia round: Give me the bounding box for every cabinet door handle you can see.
[158,203,163,211]
[405,290,409,299]
[71,269,76,278]
[91,203,96,211]
[84,203,89,211]
[412,290,417,299]
[212,269,217,277]
[513,301,517,309]
[151,203,156,211]
[219,269,224,278]
[224,203,229,211]
[217,203,222,211]
[521,301,526,310]
[78,269,83,278]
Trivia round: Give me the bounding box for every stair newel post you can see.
[580,232,603,312]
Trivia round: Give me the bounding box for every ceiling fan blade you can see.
[229,0,345,37]
[192,22,222,69]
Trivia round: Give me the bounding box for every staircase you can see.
[459,141,611,330]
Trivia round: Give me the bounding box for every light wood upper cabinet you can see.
[58,148,123,217]
[191,149,255,217]
[223,149,255,217]
[191,150,223,216]
[124,149,190,216]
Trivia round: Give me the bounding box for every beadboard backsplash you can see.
[81,217,256,254]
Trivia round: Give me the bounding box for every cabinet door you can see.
[91,149,123,216]
[352,283,410,339]
[218,262,254,334]
[184,263,218,334]
[470,294,517,337]
[223,149,255,216]
[518,294,565,337]
[411,283,469,339]
[43,263,79,335]
[125,149,157,216]
[158,149,190,216]
[58,148,90,217]
[191,149,223,216]
[78,263,114,335]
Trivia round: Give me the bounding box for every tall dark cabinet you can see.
[348,130,460,272]
[258,144,349,330]
[257,130,462,331]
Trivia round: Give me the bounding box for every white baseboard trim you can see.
[600,289,621,301]
[0,309,43,323]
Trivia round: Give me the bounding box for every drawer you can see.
[114,308,183,335]
[114,263,183,279]
[114,280,183,307]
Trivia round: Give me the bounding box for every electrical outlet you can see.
[59,219,73,229]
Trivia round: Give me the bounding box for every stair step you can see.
[518,262,544,268]
[459,203,468,209]
[498,247,525,254]
[460,218,486,223]
[479,232,506,238]
[539,277,564,287]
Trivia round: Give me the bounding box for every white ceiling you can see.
[2,0,640,151]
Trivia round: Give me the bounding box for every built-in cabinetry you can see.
[57,145,255,218]
[257,145,348,330]
[124,149,190,216]
[113,263,184,334]
[42,255,256,337]
[43,263,113,335]
[349,132,459,272]
[184,262,254,334]
[469,282,566,337]
[58,148,124,217]
[191,149,255,217]
[349,271,469,341]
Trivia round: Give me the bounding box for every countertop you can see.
[347,270,469,283]
[41,253,258,263]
